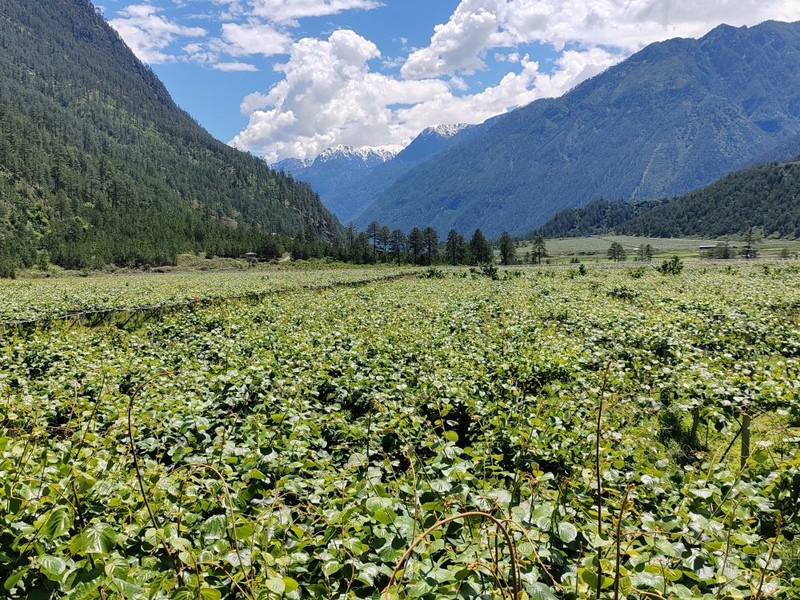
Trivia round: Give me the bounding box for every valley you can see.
[1,1,800,598]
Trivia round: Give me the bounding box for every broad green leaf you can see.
[266,576,286,595]
[199,589,221,600]
[203,514,227,540]
[525,582,558,600]
[557,522,578,544]
[42,506,73,540]
[37,555,66,581]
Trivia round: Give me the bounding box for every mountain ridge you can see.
[275,124,480,223]
[355,20,800,236]
[534,156,800,239]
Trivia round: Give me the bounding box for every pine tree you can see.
[445,229,467,265]
[408,227,424,264]
[607,242,627,261]
[531,236,547,264]
[469,229,492,264]
[498,231,516,265]
[388,229,406,262]
[423,227,439,265]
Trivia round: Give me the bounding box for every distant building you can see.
[244,252,258,263]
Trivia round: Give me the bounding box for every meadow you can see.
[517,236,800,263]
[1,262,798,599]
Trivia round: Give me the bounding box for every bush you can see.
[420,266,445,279]
[627,266,647,279]
[657,256,684,275]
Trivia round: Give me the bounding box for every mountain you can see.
[272,157,313,172]
[325,124,479,223]
[356,21,800,237]
[0,0,341,275]
[535,158,800,239]
[273,145,401,221]
[275,124,478,223]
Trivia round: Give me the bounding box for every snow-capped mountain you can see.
[270,145,401,217]
[328,124,482,222]
[421,123,471,139]
[271,156,312,172]
[270,126,478,223]
[316,145,403,165]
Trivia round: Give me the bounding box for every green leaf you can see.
[4,566,29,591]
[281,577,299,594]
[37,555,66,581]
[525,582,558,600]
[198,589,221,600]
[266,576,286,595]
[42,506,73,540]
[374,508,394,525]
[78,523,117,554]
[366,497,393,514]
[632,570,665,589]
[203,514,227,540]
[557,522,578,543]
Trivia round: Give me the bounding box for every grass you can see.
[515,235,800,263]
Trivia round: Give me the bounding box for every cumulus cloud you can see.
[402,0,800,78]
[230,29,622,161]
[230,30,448,160]
[109,4,206,64]
[178,20,291,69]
[214,61,260,71]
[402,1,504,79]
[218,22,292,56]
[215,0,382,25]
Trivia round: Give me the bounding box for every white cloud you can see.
[217,0,382,25]
[402,0,800,78]
[231,30,449,160]
[230,29,622,161]
[402,1,503,79]
[109,4,206,64]
[214,61,259,71]
[218,22,292,56]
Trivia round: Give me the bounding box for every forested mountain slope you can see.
[357,21,800,236]
[0,0,340,273]
[535,159,800,238]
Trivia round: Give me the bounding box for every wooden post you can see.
[740,412,751,469]
[690,406,700,446]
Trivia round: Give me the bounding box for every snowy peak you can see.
[418,123,473,140]
[272,157,312,173]
[316,144,403,165]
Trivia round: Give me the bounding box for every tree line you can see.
[330,222,539,266]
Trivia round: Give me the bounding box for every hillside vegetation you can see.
[0,0,340,275]
[536,159,800,239]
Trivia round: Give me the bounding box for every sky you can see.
[98,0,800,163]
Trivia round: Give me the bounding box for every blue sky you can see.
[100,0,800,162]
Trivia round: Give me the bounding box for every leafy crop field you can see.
[1,264,799,599]
[0,267,414,324]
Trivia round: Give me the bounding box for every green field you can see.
[1,264,799,599]
[516,236,800,263]
[0,266,415,324]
